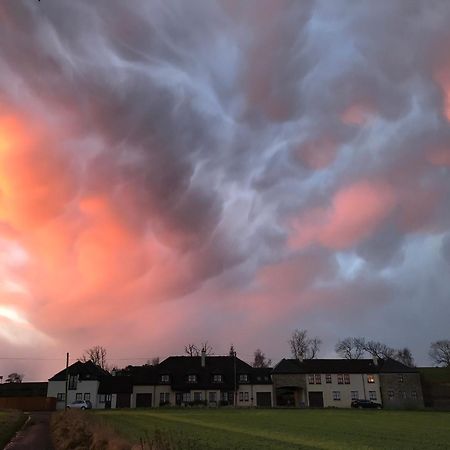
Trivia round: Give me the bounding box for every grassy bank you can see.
[95,408,450,450]
[0,410,26,449]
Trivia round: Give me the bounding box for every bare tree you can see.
[335,337,365,359]
[185,342,214,357]
[289,329,322,360]
[252,349,272,368]
[79,345,108,370]
[151,357,160,366]
[184,344,200,357]
[6,372,23,383]
[200,341,214,355]
[363,340,395,359]
[393,348,415,367]
[429,340,450,367]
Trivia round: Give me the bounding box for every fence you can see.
[0,396,56,411]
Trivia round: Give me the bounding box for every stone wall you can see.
[380,372,424,409]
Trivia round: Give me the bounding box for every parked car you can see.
[351,399,382,409]
[67,400,92,410]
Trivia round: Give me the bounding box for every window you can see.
[398,375,404,383]
[84,393,90,401]
[68,374,78,390]
[344,374,350,384]
[182,392,191,402]
[367,374,375,384]
[76,393,82,401]
[188,374,197,383]
[244,392,249,402]
[57,393,66,401]
[314,374,322,384]
[221,392,228,402]
[369,391,377,401]
[337,374,344,384]
[332,391,341,401]
[98,394,105,403]
[325,374,332,384]
[213,374,223,383]
[105,394,112,402]
[160,374,170,383]
[308,374,315,384]
[193,392,203,402]
[401,391,407,399]
[160,392,170,404]
[239,392,244,401]
[411,391,417,400]
[209,392,217,402]
[239,374,249,383]
[388,390,394,400]
[351,391,359,400]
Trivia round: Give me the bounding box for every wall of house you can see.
[132,385,155,408]
[306,373,381,408]
[47,380,100,410]
[379,373,424,409]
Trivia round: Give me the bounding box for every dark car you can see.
[351,399,382,409]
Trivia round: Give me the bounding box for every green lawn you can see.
[95,408,450,450]
[0,410,26,449]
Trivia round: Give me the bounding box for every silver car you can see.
[67,400,92,410]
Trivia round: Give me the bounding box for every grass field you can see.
[0,410,26,449]
[95,408,450,450]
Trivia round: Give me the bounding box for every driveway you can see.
[4,412,53,450]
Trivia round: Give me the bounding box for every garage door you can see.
[136,393,152,408]
[116,393,131,408]
[308,392,324,408]
[256,392,272,407]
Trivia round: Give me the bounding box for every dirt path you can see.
[4,412,53,450]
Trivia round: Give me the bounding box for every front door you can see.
[308,392,324,408]
[116,393,131,408]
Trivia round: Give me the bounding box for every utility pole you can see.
[233,349,237,408]
[64,352,69,410]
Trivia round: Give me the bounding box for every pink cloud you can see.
[290,181,397,250]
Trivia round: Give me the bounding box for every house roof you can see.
[0,382,48,398]
[49,361,111,381]
[116,365,158,385]
[156,355,255,390]
[273,358,417,374]
[98,376,133,394]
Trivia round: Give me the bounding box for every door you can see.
[136,393,152,408]
[256,392,272,407]
[116,393,131,408]
[308,392,324,408]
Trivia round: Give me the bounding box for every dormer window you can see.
[239,374,249,383]
[213,374,223,383]
[160,374,170,383]
[188,374,197,383]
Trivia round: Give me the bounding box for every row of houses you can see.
[44,352,426,410]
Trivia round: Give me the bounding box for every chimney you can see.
[201,349,206,368]
[373,355,379,366]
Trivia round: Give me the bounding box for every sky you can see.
[0,0,449,381]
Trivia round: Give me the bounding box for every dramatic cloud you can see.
[0,0,449,379]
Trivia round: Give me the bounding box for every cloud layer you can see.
[0,0,449,379]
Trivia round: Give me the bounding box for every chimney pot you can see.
[201,349,206,368]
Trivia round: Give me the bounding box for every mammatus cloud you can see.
[0,0,449,379]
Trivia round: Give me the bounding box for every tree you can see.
[429,340,450,367]
[289,329,322,360]
[184,342,214,357]
[393,348,415,367]
[229,344,236,357]
[252,349,272,368]
[335,337,365,359]
[151,357,160,366]
[363,340,395,359]
[6,372,23,383]
[185,344,200,357]
[79,345,108,370]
